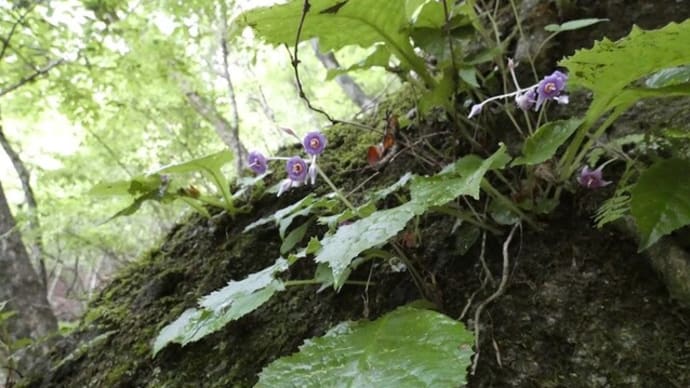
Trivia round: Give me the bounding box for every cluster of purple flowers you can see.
[247,131,327,196]
[468,59,569,119]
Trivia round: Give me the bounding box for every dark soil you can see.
[20,1,690,387]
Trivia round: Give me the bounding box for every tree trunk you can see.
[0,179,56,355]
[311,39,375,110]
[0,122,48,291]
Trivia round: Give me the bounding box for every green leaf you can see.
[419,67,455,113]
[152,150,235,210]
[315,202,418,290]
[646,65,690,88]
[326,45,391,80]
[280,218,313,254]
[152,258,289,355]
[152,150,233,175]
[256,305,474,388]
[544,18,608,32]
[368,172,413,202]
[561,20,690,115]
[89,175,163,196]
[512,118,583,166]
[411,144,508,205]
[631,159,690,250]
[244,194,336,238]
[236,0,435,86]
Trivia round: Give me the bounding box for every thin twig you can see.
[288,1,337,124]
[471,223,519,375]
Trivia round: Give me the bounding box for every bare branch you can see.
[177,75,248,164]
[0,1,39,63]
[218,1,246,171]
[310,39,375,110]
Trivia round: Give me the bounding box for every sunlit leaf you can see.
[235,0,435,86]
[631,159,690,250]
[257,305,474,388]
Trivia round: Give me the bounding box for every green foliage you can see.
[411,145,508,204]
[561,20,690,117]
[90,150,238,221]
[316,202,418,290]
[257,304,474,388]
[630,159,690,250]
[512,119,583,167]
[235,0,436,86]
[316,146,507,289]
[152,258,289,355]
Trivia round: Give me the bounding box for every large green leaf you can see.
[631,159,690,250]
[512,118,583,166]
[235,0,434,86]
[256,305,474,388]
[561,20,690,115]
[152,258,289,355]
[315,202,418,290]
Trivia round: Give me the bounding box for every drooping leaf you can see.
[544,18,608,32]
[256,305,474,388]
[631,159,690,250]
[512,118,583,166]
[152,258,289,355]
[315,202,418,290]
[235,0,435,86]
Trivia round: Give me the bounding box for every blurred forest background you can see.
[0,0,394,334]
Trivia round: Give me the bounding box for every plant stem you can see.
[317,165,357,213]
[481,179,539,229]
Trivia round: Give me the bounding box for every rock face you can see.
[22,1,690,387]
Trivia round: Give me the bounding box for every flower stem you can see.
[317,165,357,213]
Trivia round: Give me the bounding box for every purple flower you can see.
[535,70,568,110]
[303,131,327,156]
[248,151,267,175]
[577,165,612,189]
[286,156,308,182]
[515,89,536,111]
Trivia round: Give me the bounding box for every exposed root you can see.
[471,223,519,375]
